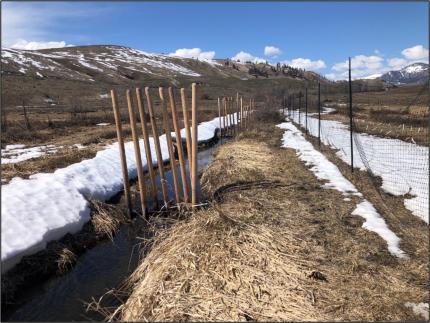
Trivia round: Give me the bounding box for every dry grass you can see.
[103,124,427,321]
[90,200,130,240]
[56,248,77,275]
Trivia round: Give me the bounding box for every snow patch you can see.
[1,113,236,273]
[404,302,429,320]
[287,109,428,223]
[277,120,406,258]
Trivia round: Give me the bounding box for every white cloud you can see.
[282,58,326,71]
[264,46,281,57]
[169,48,216,61]
[332,55,384,72]
[11,39,72,50]
[231,51,266,63]
[401,45,429,60]
[387,57,408,69]
[2,2,109,48]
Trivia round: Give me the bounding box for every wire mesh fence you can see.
[285,81,429,222]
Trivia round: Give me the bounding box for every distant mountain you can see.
[379,62,428,85]
[2,45,333,108]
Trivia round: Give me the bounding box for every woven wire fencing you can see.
[286,82,429,222]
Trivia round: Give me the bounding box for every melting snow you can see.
[1,144,61,164]
[1,113,236,273]
[278,121,406,258]
[404,302,429,320]
[288,109,428,223]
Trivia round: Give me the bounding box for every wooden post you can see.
[159,87,181,204]
[191,83,198,207]
[145,87,169,206]
[126,90,147,216]
[110,89,132,217]
[136,88,158,207]
[236,92,239,133]
[240,96,243,131]
[229,97,234,135]
[223,97,228,135]
[168,87,190,204]
[180,88,192,172]
[218,97,222,142]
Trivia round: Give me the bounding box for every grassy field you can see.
[102,111,428,321]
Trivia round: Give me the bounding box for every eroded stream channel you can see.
[3,139,224,322]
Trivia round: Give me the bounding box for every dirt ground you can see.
[107,114,428,321]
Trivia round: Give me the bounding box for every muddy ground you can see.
[106,112,428,321]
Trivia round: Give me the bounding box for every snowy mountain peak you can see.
[380,62,428,85]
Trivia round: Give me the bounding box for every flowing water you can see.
[3,141,222,322]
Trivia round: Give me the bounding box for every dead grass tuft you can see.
[90,200,130,240]
[56,248,77,275]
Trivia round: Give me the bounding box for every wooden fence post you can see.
[240,96,243,131]
[218,97,222,142]
[180,88,192,172]
[136,88,158,208]
[191,83,198,207]
[110,89,132,217]
[223,97,227,135]
[159,87,181,204]
[145,87,169,206]
[229,97,236,136]
[168,87,190,204]
[126,89,147,216]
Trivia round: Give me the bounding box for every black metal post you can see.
[348,57,354,173]
[305,87,308,134]
[318,81,321,146]
[298,92,301,126]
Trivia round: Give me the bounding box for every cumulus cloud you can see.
[169,48,216,61]
[231,51,266,63]
[11,39,72,50]
[282,58,326,70]
[332,55,384,72]
[387,57,408,69]
[328,54,389,80]
[401,44,429,60]
[264,46,281,57]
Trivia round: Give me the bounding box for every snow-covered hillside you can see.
[380,62,428,85]
[1,46,212,81]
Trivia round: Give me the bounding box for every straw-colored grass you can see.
[90,200,130,240]
[109,133,427,321]
[56,247,77,275]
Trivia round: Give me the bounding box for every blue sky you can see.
[2,1,428,79]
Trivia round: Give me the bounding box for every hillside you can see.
[379,62,428,85]
[1,45,329,108]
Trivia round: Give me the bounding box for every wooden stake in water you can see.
[191,83,198,207]
[110,89,132,217]
[136,88,158,207]
[180,88,192,172]
[159,87,181,204]
[145,87,169,206]
[168,87,190,204]
[126,90,147,216]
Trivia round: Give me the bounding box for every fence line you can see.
[110,84,255,216]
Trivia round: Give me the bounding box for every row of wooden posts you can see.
[110,83,256,217]
[110,84,198,217]
[217,94,255,141]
